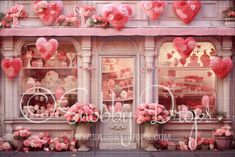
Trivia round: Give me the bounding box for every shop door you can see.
[99,56,137,149]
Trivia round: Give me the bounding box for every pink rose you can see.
[16,126,24,130]
[2,142,11,150]
[55,143,63,151]
[225,130,232,137]
[23,139,30,147]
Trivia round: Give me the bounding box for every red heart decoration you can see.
[210,57,233,79]
[1,58,23,80]
[103,4,132,30]
[36,37,58,60]
[173,0,201,24]
[207,71,212,77]
[167,53,172,60]
[140,1,166,21]
[173,37,196,59]
[34,1,63,25]
[179,57,186,66]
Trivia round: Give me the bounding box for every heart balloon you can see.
[34,1,63,25]
[102,4,132,30]
[36,37,58,60]
[1,58,23,80]
[173,0,201,24]
[140,1,166,21]
[210,57,233,79]
[173,37,196,59]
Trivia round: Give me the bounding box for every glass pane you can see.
[20,42,78,119]
[101,57,134,113]
[157,42,216,115]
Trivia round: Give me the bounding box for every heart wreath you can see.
[173,0,201,24]
[210,57,233,79]
[140,1,166,21]
[173,37,196,59]
[34,0,63,26]
[36,37,58,60]
[102,4,132,30]
[1,58,23,80]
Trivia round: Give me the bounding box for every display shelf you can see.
[158,66,212,71]
[102,71,118,74]
[114,76,133,81]
[21,92,78,95]
[103,98,133,102]
[23,67,77,70]
[159,91,215,97]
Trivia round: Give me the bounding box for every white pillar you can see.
[144,37,155,103]
[220,37,233,117]
[1,37,16,140]
[81,37,92,103]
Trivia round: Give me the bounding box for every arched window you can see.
[157,41,217,116]
[19,41,78,119]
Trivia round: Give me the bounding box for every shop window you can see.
[157,41,216,116]
[101,57,134,113]
[20,41,78,119]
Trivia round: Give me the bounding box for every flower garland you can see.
[0,4,27,28]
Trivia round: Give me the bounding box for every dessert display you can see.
[20,42,78,119]
[158,42,216,113]
[102,57,134,113]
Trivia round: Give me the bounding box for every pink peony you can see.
[2,142,11,151]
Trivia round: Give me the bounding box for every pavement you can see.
[1,150,235,157]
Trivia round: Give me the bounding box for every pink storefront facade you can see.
[0,0,235,150]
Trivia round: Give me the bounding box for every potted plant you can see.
[214,125,234,150]
[12,126,31,151]
[64,103,99,151]
[222,7,235,27]
[136,103,170,151]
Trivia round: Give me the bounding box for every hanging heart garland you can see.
[140,1,166,21]
[36,37,58,60]
[1,58,23,80]
[173,0,201,24]
[173,37,196,59]
[102,4,132,30]
[210,57,233,79]
[34,0,63,26]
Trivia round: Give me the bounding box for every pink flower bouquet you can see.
[64,103,99,125]
[49,135,77,152]
[135,103,170,125]
[13,126,32,140]
[57,13,80,26]
[23,132,50,151]
[0,138,12,151]
[214,125,234,137]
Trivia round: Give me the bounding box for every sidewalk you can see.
[1,150,235,157]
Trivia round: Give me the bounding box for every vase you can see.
[75,123,91,151]
[200,51,210,67]
[215,136,233,150]
[12,139,24,151]
[143,124,159,151]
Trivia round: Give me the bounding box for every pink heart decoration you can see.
[140,1,166,21]
[1,58,23,80]
[102,4,132,30]
[34,1,63,25]
[36,37,58,60]
[210,57,233,79]
[173,0,201,24]
[173,37,196,59]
